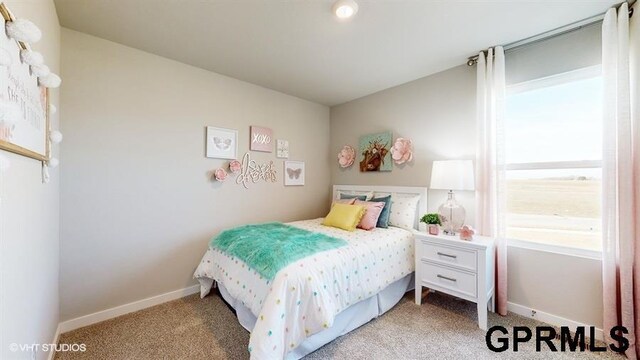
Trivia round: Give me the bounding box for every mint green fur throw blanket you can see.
[210,222,347,280]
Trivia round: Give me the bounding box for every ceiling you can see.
[53,0,618,106]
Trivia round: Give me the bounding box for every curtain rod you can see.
[466,0,635,66]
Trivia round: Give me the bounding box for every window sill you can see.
[507,238,602,260]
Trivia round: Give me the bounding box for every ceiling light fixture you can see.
[332,0,358,19]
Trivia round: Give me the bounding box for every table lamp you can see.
[430,160,475,235]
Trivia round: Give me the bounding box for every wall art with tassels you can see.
[0,2,62,182]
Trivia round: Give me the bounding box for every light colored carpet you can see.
[55,290,623,359]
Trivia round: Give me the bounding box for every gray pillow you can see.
[339,193,367,201]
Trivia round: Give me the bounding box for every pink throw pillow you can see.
[354,200,385,230]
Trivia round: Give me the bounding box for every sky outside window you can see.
[506,76,603,166]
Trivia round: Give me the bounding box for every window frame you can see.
[504,65,603,258]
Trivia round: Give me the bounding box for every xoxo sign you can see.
[253,133,271,144]
[250,126,273,152]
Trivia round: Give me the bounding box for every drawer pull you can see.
[437,252,457,259]
[437,274,457,282]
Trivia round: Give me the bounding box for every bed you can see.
[194,185,428,359]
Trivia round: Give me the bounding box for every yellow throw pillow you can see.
[322,204,366,231]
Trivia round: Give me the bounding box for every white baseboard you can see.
[58,284,200,334]
[47,324,61,360]
[54,287,600,346]
[507,302,604,341]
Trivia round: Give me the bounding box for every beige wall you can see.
[506,23,601,85]
[0,1,61,360]
[331,65,477,232]
[59,29,330,320]
[508,247,603,327]
[330,64,604,328]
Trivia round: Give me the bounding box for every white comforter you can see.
[194,218,414,360]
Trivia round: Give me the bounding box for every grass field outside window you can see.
[505,68,602,251]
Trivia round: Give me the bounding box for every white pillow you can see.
[388,194,420,230]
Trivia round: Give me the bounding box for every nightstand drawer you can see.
[419,241,477,272]
[420,261,477,298]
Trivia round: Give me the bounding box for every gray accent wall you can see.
[59,29,331,320]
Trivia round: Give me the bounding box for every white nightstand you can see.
[413,231,495,330]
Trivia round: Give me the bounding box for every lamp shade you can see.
[430,160,475,191]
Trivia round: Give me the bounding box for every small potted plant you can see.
[420,213,441,235]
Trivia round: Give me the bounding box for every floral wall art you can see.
[229,159,242,174]
[337,145,355,168]
[208,125,312,189]
[390,137,413,165]
[214,167,228,182]
[339,135,413,172]
[359,132,392,172]
[209,124,282,189]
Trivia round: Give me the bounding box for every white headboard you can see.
[332,185,428,230]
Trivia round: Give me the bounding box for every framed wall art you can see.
[0,4,50,161]
[359,131,393,172]
[284,160,304,186]
[206,126,238,159]
[250,126,273,152]
[276,139,289,158]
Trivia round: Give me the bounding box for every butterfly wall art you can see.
[284,160,305,186]
[206,126,238,159]
[214,137,232,150]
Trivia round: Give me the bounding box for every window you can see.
[505,66,602,252]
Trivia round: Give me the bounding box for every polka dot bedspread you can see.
[194,218,415,360]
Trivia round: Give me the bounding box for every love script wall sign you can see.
[235,152,277,189]
[250,126,272,152]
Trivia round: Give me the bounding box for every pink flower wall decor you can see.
[229,160,242,174]
[390,137,414,165]
[214,168,228,182]
[337,145,356,168]
[459,225,475,241]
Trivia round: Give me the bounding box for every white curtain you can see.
[475,47,508,316]
[601,2,640,357]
